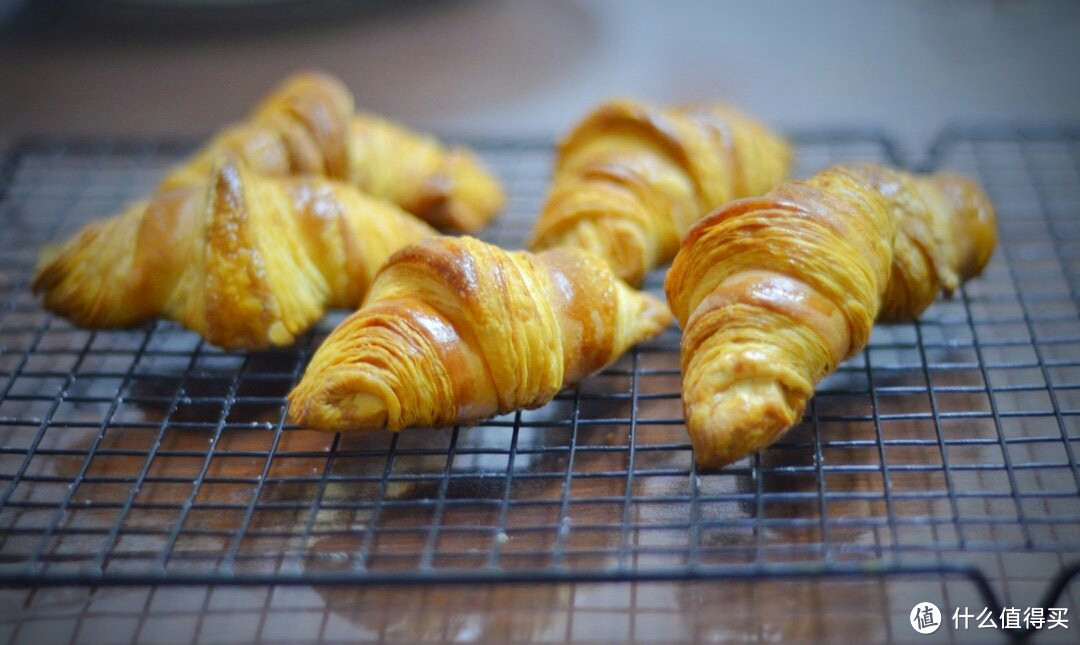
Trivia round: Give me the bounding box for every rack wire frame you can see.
[0,128,1078,637]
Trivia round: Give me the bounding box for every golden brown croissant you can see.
[33,156,435,350]
[665,163,997,468]
[528,99,792,285]
[165,71,504,231]
[288,236,673,431]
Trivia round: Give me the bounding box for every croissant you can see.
[33,156,435,350]
[165,71,504,231]
[528,99,792,286]
[288,236,673,431]
[665,163,997,468]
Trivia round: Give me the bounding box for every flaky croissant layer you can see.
[288,236,673,431]
[665,163,997,468]
[529,99,791,286]
[33,157,434,350]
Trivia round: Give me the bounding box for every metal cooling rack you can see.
[0,129,1078,638]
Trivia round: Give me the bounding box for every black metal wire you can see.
[0,131,1078,637]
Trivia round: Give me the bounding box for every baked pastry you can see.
[665,163,997,468]
[33,155,435,350]
[288,236,673,431]
[529,99,791,285]
[166,71,505,231]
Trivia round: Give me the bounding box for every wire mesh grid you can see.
[0,130,1077,620]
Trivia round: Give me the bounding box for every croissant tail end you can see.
[445,149,507,228]
[32,216,149,329]
[409,150,505,232]
[932,173,998,280]
[685,379,801,469]
[635,292,675,339]
[288,371,393,432]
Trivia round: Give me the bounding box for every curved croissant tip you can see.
[288,370,391,432]
[685,379,798,469]
[31,244,62,295]
[639,292,675,335]
[438,150,506,231]
[932,172,998,280]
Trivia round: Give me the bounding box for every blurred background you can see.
[1,0,1078,158]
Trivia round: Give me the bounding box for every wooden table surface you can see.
[0,578,1003,643]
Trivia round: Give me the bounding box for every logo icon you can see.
[911,602,942,634]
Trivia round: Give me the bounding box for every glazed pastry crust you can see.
[529,99,791,285]
[665,163,997,468]
[33,156,434,350]
[288,236,673,431]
